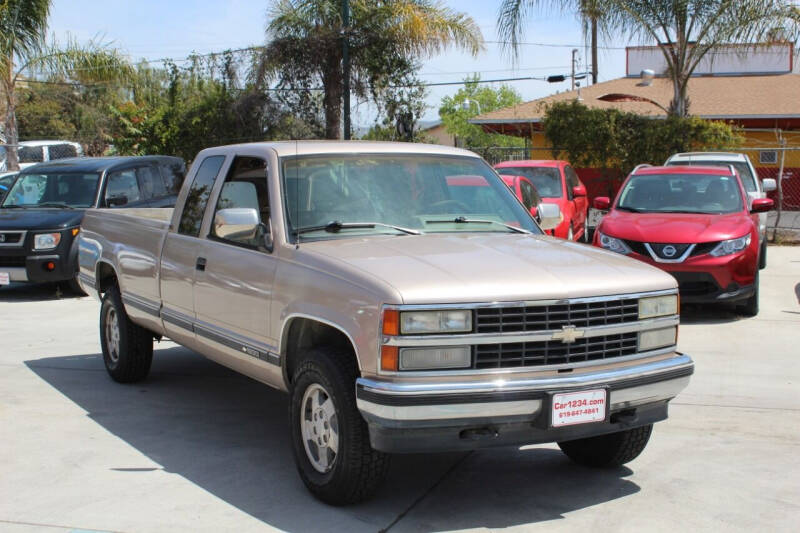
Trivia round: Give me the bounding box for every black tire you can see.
[289,347,390,505]
[759,240,767,270]
[558,424,653,467]
[100,286,153,383]
[66,275,88,296]
[737,272,759,317]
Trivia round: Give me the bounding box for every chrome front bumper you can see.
[356,354,693,425]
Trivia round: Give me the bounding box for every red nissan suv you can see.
[592,165,773,316]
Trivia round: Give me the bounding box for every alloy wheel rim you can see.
[300,383,339,473]
[105,307,120,363]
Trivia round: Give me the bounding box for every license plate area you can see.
[550,389,608,428]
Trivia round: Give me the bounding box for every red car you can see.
[495,160,588,241]
[592,165,773,315]
[499,174,542,217]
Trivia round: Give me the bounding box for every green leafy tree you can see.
[0,0,131,169]
[439,75,525,148]
[262,0,484,139]
[602,0,800,117]
[542,100,743,193]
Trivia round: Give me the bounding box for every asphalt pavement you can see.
[1,246,799,533]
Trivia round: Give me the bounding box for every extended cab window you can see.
[210,156,269,248]
[178,155,225,236]
[105,169,141,207]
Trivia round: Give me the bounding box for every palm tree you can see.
[263,0,484,139]
[602,0,800,117]
[0,0,130,170]
[497,0,607,84]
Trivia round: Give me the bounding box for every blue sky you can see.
[48,0,630,123]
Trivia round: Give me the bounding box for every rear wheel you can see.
[558,424,653,467]
[100,286,153,382]
[737,272,759,317]
[289,347,390,505]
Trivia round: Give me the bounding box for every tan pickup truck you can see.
[78,141,693,505]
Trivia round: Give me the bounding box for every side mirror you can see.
[572,184,587,197]
[594,196,611,210]
[214,208,260,240]
[214,208,274,252]
[762,178,777,192]
[530,205,538,218]
[106,194,128,207]
[537,203,561,231]
[751,198,774,213]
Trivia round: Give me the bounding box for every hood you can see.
[301,233,676,304]
[600,210,752,244]
[0,208,85,231]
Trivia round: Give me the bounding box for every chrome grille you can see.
[474,332,639,369]
[475,298,639,333]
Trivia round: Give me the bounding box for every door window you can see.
[160,161,185,195]
[105,169,141,206]
[178,156,225,236]
[19,146,44,163]
[519,179,540,209]
[136,166,167,199]
[210,156,269,248]
[48,143,79,160]
[565,166,580,199]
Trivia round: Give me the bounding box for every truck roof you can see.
[19,155,184,174]
[201,140,481,159]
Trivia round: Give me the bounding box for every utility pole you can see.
[571,49,578,90]
[341,0,351,140]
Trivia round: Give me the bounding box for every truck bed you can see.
[79,208,173,334]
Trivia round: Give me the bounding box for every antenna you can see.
[295,139,300,249]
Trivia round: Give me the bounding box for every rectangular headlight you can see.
[400,310,472,334]
[638,295,678,319]
[638,327,677,352]
[34,232,61,250]
[399,346,471,370]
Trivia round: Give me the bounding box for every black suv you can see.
[0,156,184,293]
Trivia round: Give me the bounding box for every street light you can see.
[461,99,482,114]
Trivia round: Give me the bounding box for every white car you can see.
[0,140,83,171]
[664,152,776,269]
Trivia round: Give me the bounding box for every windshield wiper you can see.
[615,206,645,213]
[1,204,22,208]
[33,202,75,209]
[424,216,530,234]
[296,220,421,235]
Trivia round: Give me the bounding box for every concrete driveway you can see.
[1,247,799,532]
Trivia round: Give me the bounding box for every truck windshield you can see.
[282,154,540,240]
[617,173,743,214]
[495,166,562,198]
[2,172,99,208]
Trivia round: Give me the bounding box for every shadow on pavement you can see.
[0,281,85,302]
[25,347,640,532]
[679,303,741,325]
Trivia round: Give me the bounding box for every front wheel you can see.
[66,275,88,296]
[737,272,759,317]
[558,424,653,467]
[289,348,390,505]
[100,286,153,382]
[759,240,767,270]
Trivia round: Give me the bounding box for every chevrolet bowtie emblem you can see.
[552,325,584,344]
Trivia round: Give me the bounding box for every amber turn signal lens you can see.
[46,262,55,271]
[380,345,399,372]
[382,309,399,336]
[71,228,80,236]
